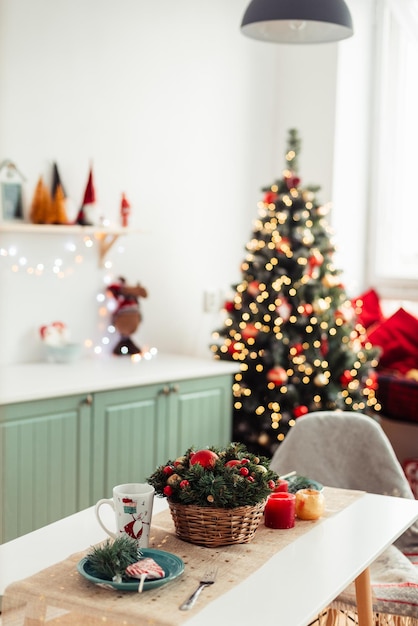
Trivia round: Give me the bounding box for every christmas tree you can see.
[211,129,380,457]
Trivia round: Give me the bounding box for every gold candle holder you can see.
[295,489,325,520]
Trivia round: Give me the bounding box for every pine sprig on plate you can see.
[86,536,140,581]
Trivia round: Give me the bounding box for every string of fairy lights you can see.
[211,162,380,449]
[0,232,157,361]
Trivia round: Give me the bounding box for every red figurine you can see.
[120,193,131,227]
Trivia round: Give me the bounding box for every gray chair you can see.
[270,411,418,626]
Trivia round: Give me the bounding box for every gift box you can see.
[376,372,418,424]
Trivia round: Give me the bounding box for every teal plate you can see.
[77,548,184,591]
[286,475,323,494]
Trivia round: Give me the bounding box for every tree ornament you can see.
[241,323,259,341]
[320,335,329,356]
[365,370,378,390]
[340,370,353,386]
[293,405,309,418]
[224,300,235,312]
[227,341,241,355]
[247,280,260,296]
[291,343,304,355]
[266,366,288,386]
[284,174,301,190]
[264,191,278,203]
[276,237,291,254]
[301,303,313,316]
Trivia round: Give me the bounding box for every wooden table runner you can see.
[2,487,364,626]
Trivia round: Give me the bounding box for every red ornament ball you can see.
[293,405,309,418]
[247,280,260,296]
[241,323,258,341]
[264,191,278,203]
[190,449,219,469]
[365,371,378,390]
[227,341,241,355]
[291,343,303,356]
[224,300,234,312]
[340,370,353,386]
[301,303,313,316]
[285,175,301,190]
[266,366,288,386]
[225,459,241,468]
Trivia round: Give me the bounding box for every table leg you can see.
[354,567,373,626]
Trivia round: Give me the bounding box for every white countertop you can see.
[0,352,238,404]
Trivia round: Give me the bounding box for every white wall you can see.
[0,0,359,366]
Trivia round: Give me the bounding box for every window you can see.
[368,0,418,297]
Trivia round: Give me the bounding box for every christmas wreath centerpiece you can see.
[147,442,279,547]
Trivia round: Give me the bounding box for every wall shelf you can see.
[0,222,138,264]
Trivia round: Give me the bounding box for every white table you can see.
[1,492,418,626]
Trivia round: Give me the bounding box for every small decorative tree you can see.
[211,129,379,456]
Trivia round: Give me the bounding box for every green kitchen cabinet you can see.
[0,393,92,543]
[92,375,232,500]
[0,371,233,542]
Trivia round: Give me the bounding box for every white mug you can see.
[95,483,155,547]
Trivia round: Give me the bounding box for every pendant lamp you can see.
[241,0,354,44]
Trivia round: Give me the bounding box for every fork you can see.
[179,567,218,611]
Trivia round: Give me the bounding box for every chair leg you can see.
[325,609,341,626]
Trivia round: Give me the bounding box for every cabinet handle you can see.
[159,386,171,396]
[170,385,179,393]
[82,394,93,406]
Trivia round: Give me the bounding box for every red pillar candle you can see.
[264,492,296,529]
[274,479,289,493]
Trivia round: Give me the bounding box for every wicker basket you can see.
[168,499,266,548]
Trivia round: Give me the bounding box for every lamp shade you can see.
[241,0,354,44]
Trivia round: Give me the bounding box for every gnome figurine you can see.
[107,277,148,355]
[76,165,97,225]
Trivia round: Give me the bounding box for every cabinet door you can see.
[0,394,91,543]
[157,375,233,460]
[92,384,162,500]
